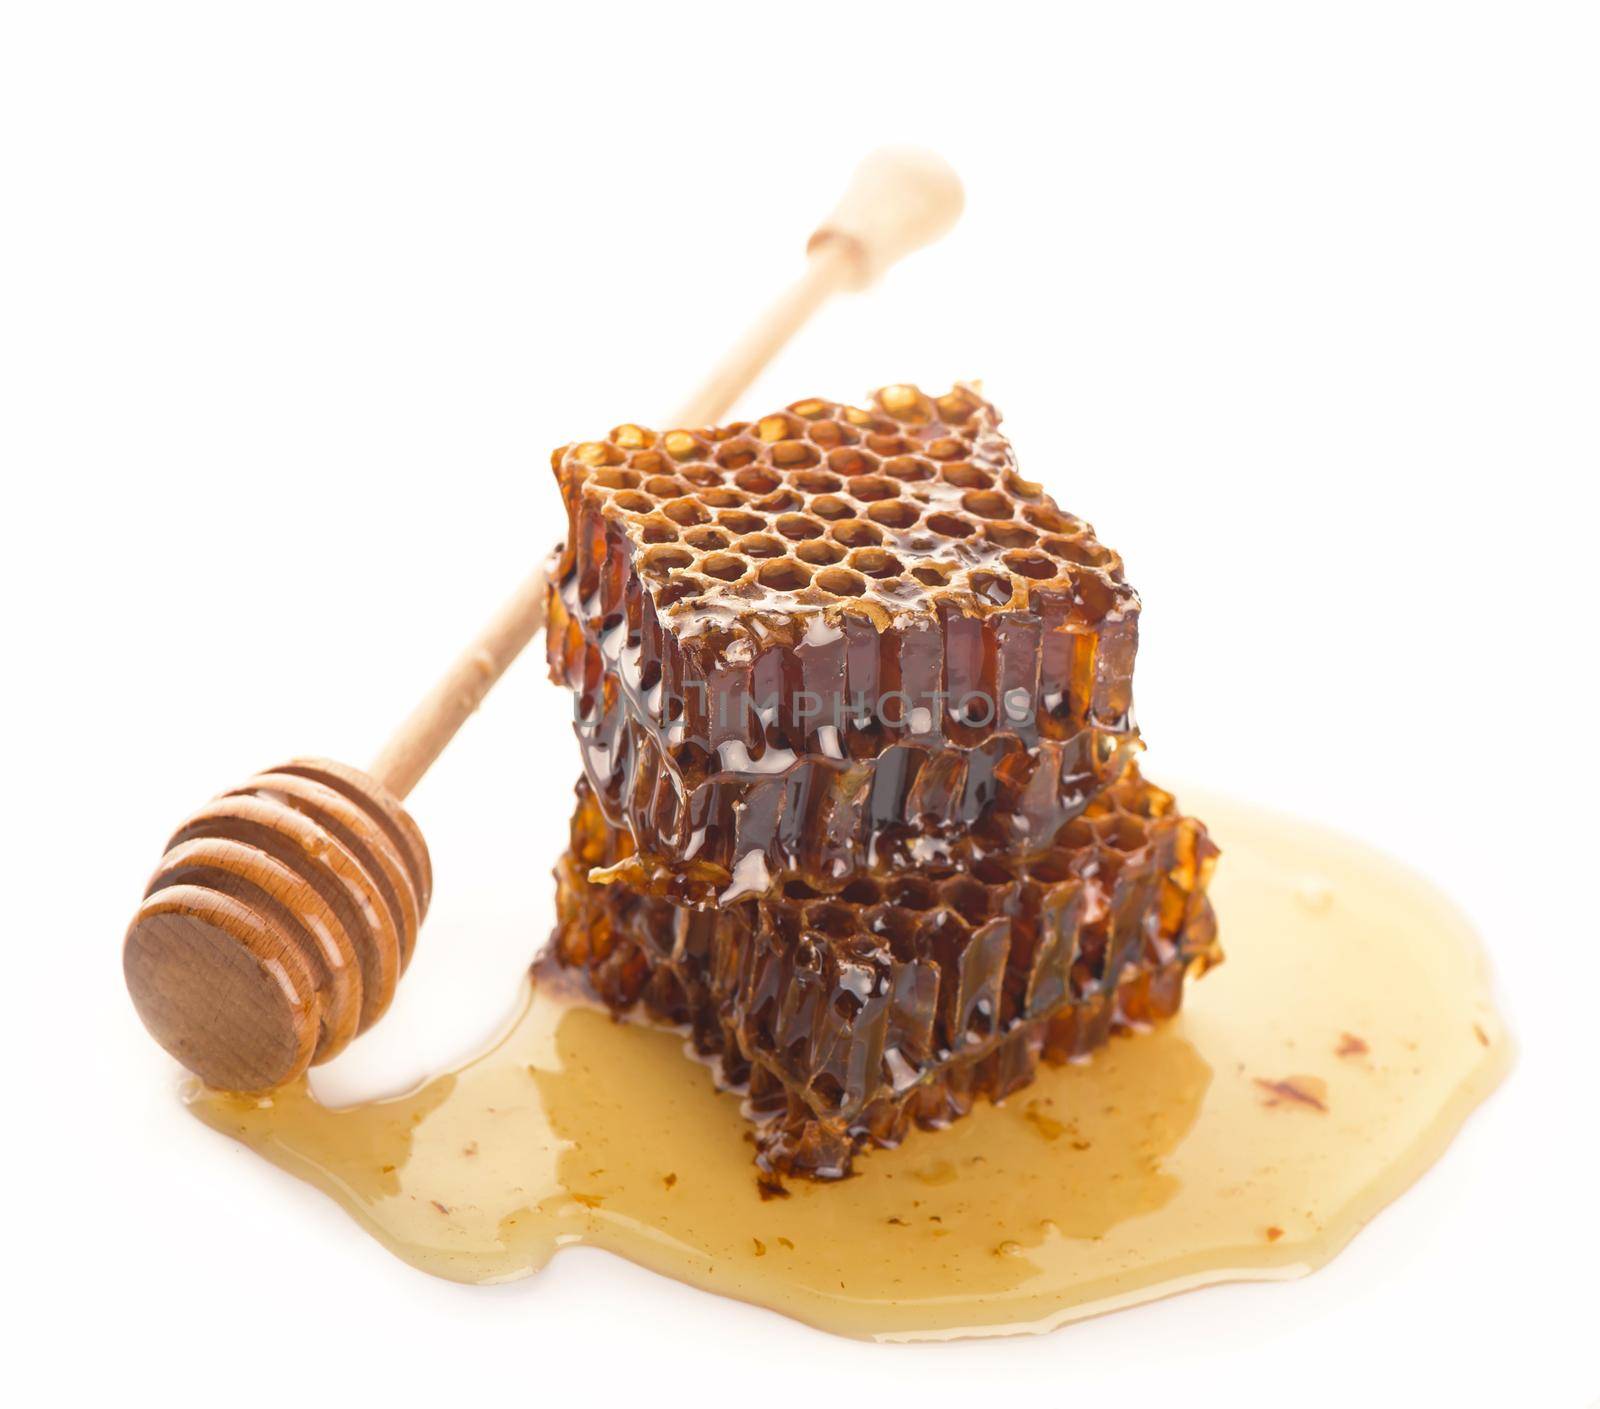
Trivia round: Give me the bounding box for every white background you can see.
[3,2,1596,1404]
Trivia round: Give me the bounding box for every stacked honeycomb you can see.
[540,384,1220,1179]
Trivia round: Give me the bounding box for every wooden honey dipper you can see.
[123,148,965,1094]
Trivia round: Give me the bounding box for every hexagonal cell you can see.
[881,455,935,482]
[735,533,785,559]
[866,499,920,529]
[803,902,857,939]
[1003,550,1058,580]
[796,539,845,566]
[972,855,1016,886]
[733,465,781,494]
[571,440,626,468]
[1025,851,1073,885]
[792,470,842,495]
[771,439,821,469]
[715,441,759,472]
[640,545,694,577]
[984,521,1037,550]
[660,430,700,461]
[968,569,1014,605]
[663,498,711,527]
[774,513,826,541]
[848,548,904,579]
[940,462,993,490]
[925,512,975,539]
[847,475,899,502]
[756,412,805,443]
[839,877,881,906]
[831,520,884,548]
[814,567,866,597]
[1046,536,1117,569]
[886,876,938,911]
[610,423,656,451]
[679,464,722,489]
[751,488,805,515]
[1023,504,1081,535]
[756,558,812,593]
[699,553,748,583]
[809,494,856,521]
[941,877,995,926]
[961,489,1013,520]
[627,450,668,476]
[827,446,878,477]
[805,418,857,450]
[877,383,935,422]
[683,526,731,551]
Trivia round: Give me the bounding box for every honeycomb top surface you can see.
[551,384,1139,667]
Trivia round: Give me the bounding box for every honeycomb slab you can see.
[553,768,1218,1179]
[546,385,1140,893]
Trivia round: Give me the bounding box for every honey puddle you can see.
[187,793,1510,1341]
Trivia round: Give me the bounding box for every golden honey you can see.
[186,790,1509,1340]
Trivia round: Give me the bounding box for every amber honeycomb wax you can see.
[546,384,1142,895]
[553,578,1135,901]
[551,768,1219,1180]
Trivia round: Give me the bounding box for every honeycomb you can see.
[546,384,1141,791]
[549,767,1220,1180]
[557,579,1136,902]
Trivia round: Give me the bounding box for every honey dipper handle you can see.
[672,241,858,431]
[368,563,551,799]
[369,147,963,800]
[807,146,965,290]
[674,147,964,427]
